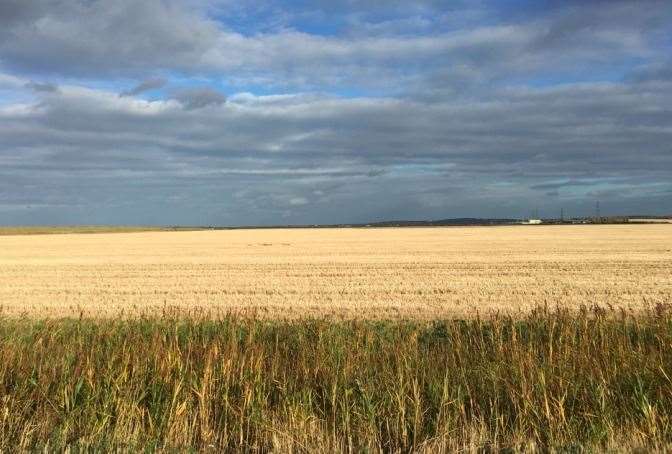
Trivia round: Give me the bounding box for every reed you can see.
[0,305,671,451]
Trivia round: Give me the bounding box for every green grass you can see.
[0,306,671,451]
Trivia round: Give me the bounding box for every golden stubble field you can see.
[0,225,670,319]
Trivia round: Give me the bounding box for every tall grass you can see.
[0,306,671,451]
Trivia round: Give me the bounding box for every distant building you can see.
[628,218,672,224]
[523,219,543,225]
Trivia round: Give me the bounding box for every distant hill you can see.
[364,218,520,227]
[205,218,523,230]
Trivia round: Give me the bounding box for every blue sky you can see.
[0,0,671,225]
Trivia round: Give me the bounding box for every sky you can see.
[0,0,671,226]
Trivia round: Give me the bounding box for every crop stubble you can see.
[0,225,670,318]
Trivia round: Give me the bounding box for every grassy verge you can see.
[0,226,202,235]
[0,306,671,451]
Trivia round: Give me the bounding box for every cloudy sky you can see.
[1,0,671,225]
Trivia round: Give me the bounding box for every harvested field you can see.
[0,224,670,319]
[2,224,672,451]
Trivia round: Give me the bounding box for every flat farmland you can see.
[0,224,670,319]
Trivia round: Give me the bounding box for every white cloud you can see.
[0,72,25,89]
[1,0,667,91]
[289,197,309,206]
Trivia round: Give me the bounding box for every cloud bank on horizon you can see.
[0,0,671,225]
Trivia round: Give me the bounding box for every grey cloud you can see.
[25,81,59,92]
[530,4,653,51]
[530,180,601,191]
[366,169,387,178]
[628,61,672,83]
[0,0,46,25]
[0,77,671,224]
[120,77,167,97]
[0,0,219,77]
[173,87,226,110]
